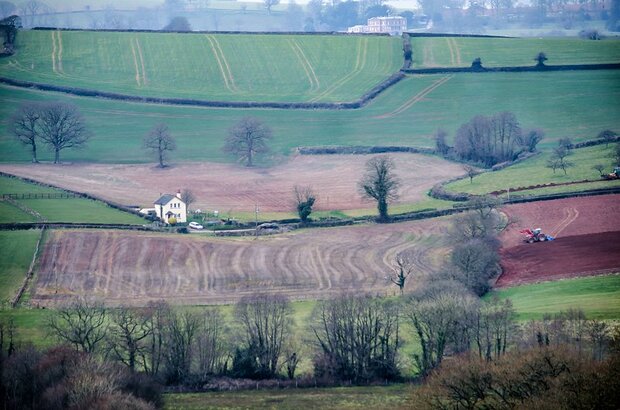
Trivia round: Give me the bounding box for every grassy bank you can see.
[412,36,620,68]
[1,70,619,164]
[445,144,620,196]
[0,230,41,303]
[490,274,620,320]
[1,31,401,103]
[0,175,145,224]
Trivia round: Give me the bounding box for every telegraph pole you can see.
[254,204,259,239]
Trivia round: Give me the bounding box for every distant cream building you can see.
[154,190,187,224]
[347,16,407,35]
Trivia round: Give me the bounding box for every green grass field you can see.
[412,37,620,68]
[0,31,402,103]
[1,69,618,165]
[0,230,41,303]
[490,274,620,320]
[446,144,620,195]
[0,175,145,224]
[164,384,415,410]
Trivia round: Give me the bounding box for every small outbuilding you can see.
[154,190,187,224]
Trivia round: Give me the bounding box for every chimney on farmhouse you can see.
[176,189,182,199]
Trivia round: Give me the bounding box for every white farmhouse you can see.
[154,190,187,224]
[347,16,407,35]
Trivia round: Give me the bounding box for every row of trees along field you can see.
[10,101,273,169]
[2,197,619,408]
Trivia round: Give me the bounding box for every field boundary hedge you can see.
[403,62,620,74]
[0,222,152,230]
[0,72,406,110]
[407,33,511,38]
[296,145,434,155]
[32,27,391,37]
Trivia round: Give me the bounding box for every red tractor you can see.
[520,228,553,243]
[602,167,620,180]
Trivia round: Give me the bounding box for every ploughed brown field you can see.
[32,217,451,306]
[497,194,620,287]
[0,153,462,213]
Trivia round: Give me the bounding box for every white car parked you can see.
[188,222,204,230]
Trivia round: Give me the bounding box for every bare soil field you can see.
[497,232,620,287]
[32,218,451,306]
[497,195,620,287]
[0,154,462,214]
[500,195,620,247]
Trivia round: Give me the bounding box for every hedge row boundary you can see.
[403,62,620,74]
[296,145,434,155]
[407,33,511,38]
[32,27,391,37]
[0,72,406,110]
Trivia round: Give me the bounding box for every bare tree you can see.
[474,296,516,361]
[312,294,401,382]
[293,185,316,223]
[234,293,292,379]
[47,298,108,354]
[388,253,414,295]
[450,239,501,296]
[463,164,479,184]
[518,128,545,152]
[10,102,41,163]
[558,137,573,149]
[143,123,176,168]
[546,145,574,175]
[142,300,170,377]
[587,320,609,361]
[180,189,196,211]
[107,306,153,372]
[264,0,280,14]
[223,117,272,167]
[451,195,504,243]
[163,310,202,384]
[598,129,617,147]
[405,281,479,376]
[434,128,450,156]
[196,308,228,379]
[38,102,90,164]
[359,155,400,222]
[491,111,522,160]
[592,163,606,177]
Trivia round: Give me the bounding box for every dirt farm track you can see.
[497,194,620,287]
[32,218,451,306]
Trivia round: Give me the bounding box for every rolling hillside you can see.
[0,30,403,102]
[411,36,620,68]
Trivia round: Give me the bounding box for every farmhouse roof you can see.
[154,194,183,205]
